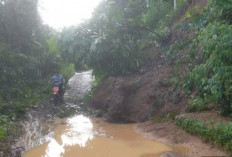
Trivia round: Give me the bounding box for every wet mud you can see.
[24,116,188,157]
[14,71,189,157]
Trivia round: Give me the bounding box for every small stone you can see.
[160,152,177,157]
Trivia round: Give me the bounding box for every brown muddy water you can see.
[24,116,188,157]
[14,71,189,157]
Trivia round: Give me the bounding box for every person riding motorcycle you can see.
[51,73,64,96]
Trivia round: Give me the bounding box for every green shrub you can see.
[144,0,173,29]
[163,38,191,62]
[60,63,75,82]
[89,32,145,76]
[176,118,208,136]
[0,115,9,141]
[186,22,232,115]
[83,92,93,104]
[188,96,208,112]
[208,0,232,23]
[83,74,103,104]
[153,117,165,123]
[167,112,175,120]
[0,128,5,141]
[176,118,232,152]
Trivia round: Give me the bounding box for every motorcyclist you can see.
[51,72,64,95]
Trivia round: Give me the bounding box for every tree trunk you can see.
[174,0,177,9]
[146,0,149,8]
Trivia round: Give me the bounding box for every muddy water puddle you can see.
[19,71,189,157]
[24,115,188,157]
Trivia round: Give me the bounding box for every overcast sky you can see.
[38,0,102,30]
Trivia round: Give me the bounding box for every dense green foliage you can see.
[184,0,232,116]
[87,0,146,76]
[2,0,232,153]
[61,0,188,77]
[176,118,232,151]
[0,0,74,142]
[0,0,189,144]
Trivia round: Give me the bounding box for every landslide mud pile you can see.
[90,0,208,123]
[91,53,187,122]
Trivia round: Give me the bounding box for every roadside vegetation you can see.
[158,1,232,152]
[157,0,232,117]
[59,0,188,78]
[71,0,189,110]
[0,0,188,143]
[1,0,232,155]
[176,118,232,152]
[0,0,75,152]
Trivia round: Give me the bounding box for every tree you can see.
[174,0,177,9]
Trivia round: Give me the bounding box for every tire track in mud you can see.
[11,71,94,156]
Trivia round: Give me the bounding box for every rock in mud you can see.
[160,152,178,157]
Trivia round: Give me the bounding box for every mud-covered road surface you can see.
[12,71,191,157]
[135,113,228,157]
[12,71,94,156]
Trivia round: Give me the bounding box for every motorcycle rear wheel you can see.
[53,94,60,105]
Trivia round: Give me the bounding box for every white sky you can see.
[38,0,103,30]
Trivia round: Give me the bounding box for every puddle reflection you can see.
[38,115,94,157]
[24,116,188,157]
[62,115,93,147]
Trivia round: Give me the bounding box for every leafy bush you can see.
[208,0,232,23]
[62,0,191,78]
[181,0,232,117]
[89,32,144,76]
[0,128,5,141]
[163,38,191,62]
[187,22,232,115]
[188,96,207,112]
[87,0,146,76]
[176,118,208,137]
[60,63,75,82]
[144,0,173,29]
[0,1,77,147]
[176,118,232,152]
[83,74,103,104]
[0,115,8,141]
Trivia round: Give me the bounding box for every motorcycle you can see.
[52,86,63,105]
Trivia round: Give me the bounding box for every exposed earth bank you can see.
[90,0,208,123]
[89,0,228,155]
[135,111,229,156]
[91,62,187,123]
